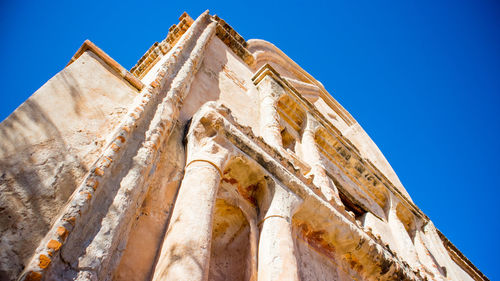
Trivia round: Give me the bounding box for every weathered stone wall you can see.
[0,11,487,281]
[295,236,355,281]
[0,51,138,280]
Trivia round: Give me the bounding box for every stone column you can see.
[257,75,285,149]
[387,195,421,269]
[414,228,446,279]
[152,159,222,281]
[302,113,343,206]
[258,180,302,281]
[241,208,259,281]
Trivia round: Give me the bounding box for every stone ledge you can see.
[67,40,144,91]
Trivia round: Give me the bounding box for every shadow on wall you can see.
[0,95,87,280]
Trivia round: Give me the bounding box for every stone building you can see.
[0,11,487,281]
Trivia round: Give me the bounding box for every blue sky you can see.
[1,0,499,279]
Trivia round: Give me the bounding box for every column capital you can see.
[256,74,287,100]
[305,111,321,134]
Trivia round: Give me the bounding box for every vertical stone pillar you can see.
[152,159,222,281]
[414,229,446,278]
[257,75,285,149]
[387,195,421,269]
[241,208,259,281]
[258,180,302,281]
[302,113,343,206]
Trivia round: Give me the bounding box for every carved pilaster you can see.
[152,160,222,281]
[152,101,231,281]
[257,75,286,150]
[387,194,421,269]
[302,112,343,206]
[257,180,302,281]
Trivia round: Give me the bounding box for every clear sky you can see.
[1,0,499,279]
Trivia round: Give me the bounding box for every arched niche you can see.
[209,156,268,281]
[209,199,251,281]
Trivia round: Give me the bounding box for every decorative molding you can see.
[252,64,427,223]
[212,15,255,66]
[130,12,194,79]
[129,12,256,81]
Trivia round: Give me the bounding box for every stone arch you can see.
[210,155,269,281]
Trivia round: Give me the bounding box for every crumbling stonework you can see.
[0,11,487,281]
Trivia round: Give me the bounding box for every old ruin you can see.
[0,11,487,281]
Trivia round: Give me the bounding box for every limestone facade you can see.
[0,11,487,281]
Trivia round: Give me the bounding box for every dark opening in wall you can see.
[339,191,366,219]
[396,204,416,243]
[281,127,296,152]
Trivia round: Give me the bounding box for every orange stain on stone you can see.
[101,156,112,168]
[64,217,76,226]
[94,167,104,176]
[56,226,68,240]
[222,177,238,185]
[111,143,120,152]
[150,80,159,88]
[79,191,92,200]
[47,240,62,251]
[38,254,51,269]
[24,271,42,281]
[87,178,99,190]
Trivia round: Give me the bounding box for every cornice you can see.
[67,40,144,91]
[212,15,254,66]
[129,12,255,81]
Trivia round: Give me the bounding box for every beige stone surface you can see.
[0,50,137,280]
[0,11,487,281]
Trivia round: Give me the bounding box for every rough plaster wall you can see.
[112,124,185,281]
[0,51,137,280]
[180,37,259,133]
[295,237,354,281]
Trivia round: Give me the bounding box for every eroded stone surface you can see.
[0,11,487,281]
